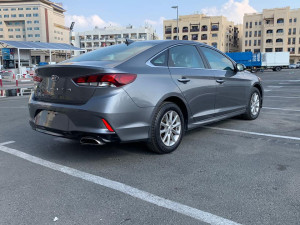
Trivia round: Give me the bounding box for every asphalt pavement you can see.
[0,69,299,225]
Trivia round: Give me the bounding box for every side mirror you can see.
[236,63,245,72]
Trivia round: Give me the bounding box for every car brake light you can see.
[73,73,137,87]
[33,76,43,83]
[102,119,114,132]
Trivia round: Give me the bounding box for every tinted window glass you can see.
[200,47,234,71]
[150,50,168,66]
[68,42,156,62]
[169,45,205,68]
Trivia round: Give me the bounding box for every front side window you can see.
[169,45,205,68]
[200,47,234,71]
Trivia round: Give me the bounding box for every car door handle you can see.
[216,79,225,84]
[178,78,191,83]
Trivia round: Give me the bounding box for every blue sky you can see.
[61,0,300,38]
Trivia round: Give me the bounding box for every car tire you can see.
[147,102,185,154]
[242,87,261,120]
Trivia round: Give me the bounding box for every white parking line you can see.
[263,107,300,112]
[0,141,241,225]
[205,127,300,141]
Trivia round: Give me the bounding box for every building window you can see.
[173,36,178,40]
[0,15,2,18]
[293,28,296,35]
[259,21,262,25]
[11,8,16,11]
[249,22,252,28]
[294,18,297,23]
[33,13,39,17]
[277,18,284,24]
[201,34,207,40]
[27,21,32,24]
[266,29,273,34]
[254,31,257,37]
[28,34,33,37]
[293,38,296,44]
[182,35,188,40]
[3,8,9,11]
[0,35,3,38]
[173,27,178,33]
[35,34,40,37]
[249,40,252,46]
[16,35,21,38]
[19,14,24,17]
[15,28,20,31]
[254,49,260,53]
[245,31,248,37]
[27,27,32,30]
[4,15,9,18]
[0,28,3,31]
[265,48,272,52]
[8,29,13,32]
[266,39,273,43]
[276,38,283,43]
[275,48,283,52]
[18,8,23,10]
[245,49,251,52]
[288,47,295,54]
[0,21,2,24]
[211,43,218,48]
[26,14,32,17]
[182,27,188,33]
[245,40,248,46]
[191,25,199,32]
[201,25,208,31]
[277,29,283,33]
[34,27,39,30]
[26,8,31,10]
[9,35,14,39]
[192,34,198,40]
[11,14,17,18]
[33,7,38,10]
[288,28,292,35]
[211,24,219,31]
[255,21,257,26]
[249,31,252,37]
[289,18,292,23]
[254,40,257,46]
[34,20,39,24]
[212,33,217,37]
[246,22,248,28]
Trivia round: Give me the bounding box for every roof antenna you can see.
[125,39,134,46]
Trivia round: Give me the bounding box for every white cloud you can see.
[144,17,166,39]
[201,0,257,24]
[65,14,119,31]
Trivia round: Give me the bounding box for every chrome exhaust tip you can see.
[80,137,104,145]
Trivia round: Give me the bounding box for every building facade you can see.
[71,25,158,56]
[163,14,242,52]
[243,7,300,63]
[0,0,70,43]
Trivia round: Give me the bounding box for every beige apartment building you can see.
[243,7,300,63]
[163,14,242,52]
[0,0,70,64]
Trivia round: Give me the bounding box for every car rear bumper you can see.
[28,88,155,142]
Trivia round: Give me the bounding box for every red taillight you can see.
[102,119,114,132]
[33,76,43,83]
[73,73,137,87]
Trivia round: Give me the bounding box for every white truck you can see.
[261,52,290,71]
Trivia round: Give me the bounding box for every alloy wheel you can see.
[250,92,260,116]
[160,110,182,147]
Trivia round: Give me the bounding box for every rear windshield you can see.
[68,42,156,62]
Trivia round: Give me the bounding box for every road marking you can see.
[264,96,300,99]
[0,141,241,225]
[205,127,300,141]
[263,107,300,112]
[0,141,15,146]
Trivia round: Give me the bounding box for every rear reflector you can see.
[73,73,137,87]
[102,119,114,132]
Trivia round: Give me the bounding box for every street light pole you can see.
[172,6,179,40]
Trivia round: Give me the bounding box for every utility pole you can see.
[172,6,179,40]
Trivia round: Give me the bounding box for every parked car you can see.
[289,64,297,69]
[296,62,300,68]
[29,40,263,154]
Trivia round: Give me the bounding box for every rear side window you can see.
[68,42,156,62]
[150,50,168,66]
[200,47,234,71]
[169,45,205,68]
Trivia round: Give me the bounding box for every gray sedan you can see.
[29,40,263,154]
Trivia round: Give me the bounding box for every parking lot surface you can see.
[0,70,299,225]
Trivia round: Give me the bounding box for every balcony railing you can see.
[190,28,199,32]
